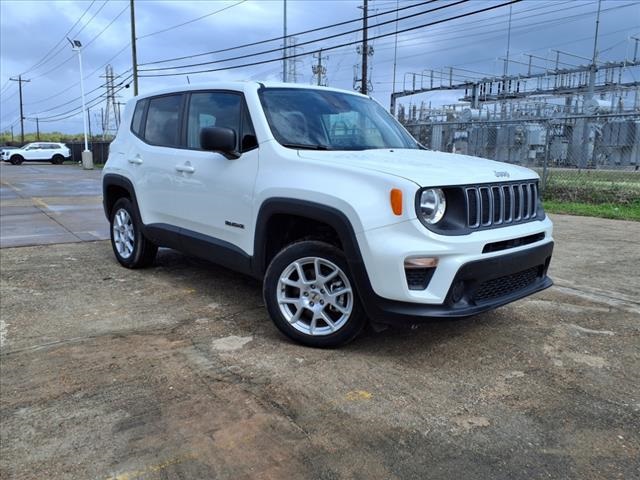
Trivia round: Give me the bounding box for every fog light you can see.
[404,257,438,269]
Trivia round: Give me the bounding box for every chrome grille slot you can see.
[465,181,540,230]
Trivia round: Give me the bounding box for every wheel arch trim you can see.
[102,174,139,220]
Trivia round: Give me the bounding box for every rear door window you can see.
[143,95,183,147]
[131,98,148,137]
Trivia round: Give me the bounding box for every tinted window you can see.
[131,98,148,137]
[186,92,241,149]
[144,95,182,147]
[259,88,418,151]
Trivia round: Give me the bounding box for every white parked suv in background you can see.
[2,142,70,165]
[103,82,554,347]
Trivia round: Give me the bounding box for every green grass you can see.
[543,200,640,221]
[534,168,640,204]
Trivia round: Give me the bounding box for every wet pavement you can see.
[0,162,108,248]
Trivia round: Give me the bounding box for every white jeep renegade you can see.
[103,82,553,347]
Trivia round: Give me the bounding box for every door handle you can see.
[128,156,143,165]
[175,164,195,174]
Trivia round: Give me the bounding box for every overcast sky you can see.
[1,0,638,135]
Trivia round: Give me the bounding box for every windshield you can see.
[259,87,419,151]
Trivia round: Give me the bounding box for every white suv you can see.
[103,82,554,347]
[2,142,70,165]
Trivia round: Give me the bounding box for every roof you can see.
[130,81,369,102]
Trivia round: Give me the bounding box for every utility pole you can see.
[130,0,139,95]
[10,125,14,142]
[36,117,40,141]
[391,0,399,114]
[360,0,369,95]
[312,49,327,86]
[282,0,287,82]
[9,75,30,144]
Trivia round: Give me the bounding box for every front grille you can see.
[473,266,540,303]
[465,181,538,229]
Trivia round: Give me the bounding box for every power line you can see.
[139,0,438,67]
[36,74,133,122]
[138,0,247,39]
[20,0,96,76]
[29,2,127,81]
[24,44,132,107]
[140,0,522,78]
[140,0,465,73]
[26,0,111,79]
[353,1,638,77]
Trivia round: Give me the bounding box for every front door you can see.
[171,91,259,255]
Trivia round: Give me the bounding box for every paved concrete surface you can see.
[1,210,639,479]
[0,162,108,248]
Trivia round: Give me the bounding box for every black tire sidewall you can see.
[263,241,366,348]
[52,155,64,165]
[110,198,147,268]
[11,156,23,165]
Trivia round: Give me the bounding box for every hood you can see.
[297,148,538,187]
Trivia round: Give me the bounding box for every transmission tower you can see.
[101,65,121,139]
[286,37,303,83]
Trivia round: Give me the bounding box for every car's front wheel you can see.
[109,197,157,268]
[10,155,23,165]
[263,241,366,347]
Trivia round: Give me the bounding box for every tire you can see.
[263,240,367,348]
[109,197,157,268]
[10,155,23,165]
[51,154,64,165]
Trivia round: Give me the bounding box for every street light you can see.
[67,37,93,169]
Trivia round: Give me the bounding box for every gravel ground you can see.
[1,213,639,479]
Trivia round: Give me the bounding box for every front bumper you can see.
[354,241,553,325]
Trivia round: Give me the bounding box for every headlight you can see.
[418,188,446,224]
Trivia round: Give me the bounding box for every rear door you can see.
[129,93,188,228]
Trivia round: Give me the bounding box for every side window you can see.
[131,98,148,137]
[186,92,241,150]
[144,95,182,147]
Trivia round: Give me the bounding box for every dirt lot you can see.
[1,167,639,479]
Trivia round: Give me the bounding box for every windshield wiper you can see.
[281,143,332,151]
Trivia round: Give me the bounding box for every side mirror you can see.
[200,127,240,159]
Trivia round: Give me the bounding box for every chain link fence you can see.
[403,113,640,205]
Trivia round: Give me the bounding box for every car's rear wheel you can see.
[51,154,64,165]
[109,197,157,268]
[10,155,23,165]
[263,240,366,348]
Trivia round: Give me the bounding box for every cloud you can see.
[1,0,638,134]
